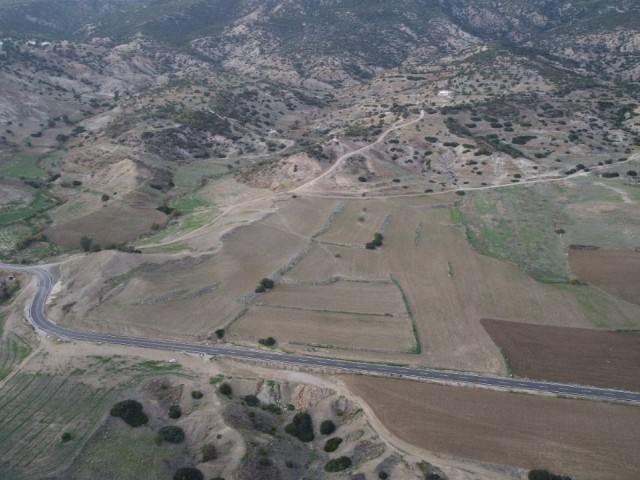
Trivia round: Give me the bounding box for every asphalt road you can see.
[3,263,640,405]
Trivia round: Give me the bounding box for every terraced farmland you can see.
[0,371,115,479]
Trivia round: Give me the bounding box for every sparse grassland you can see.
[345,376,640,480]
[459,185,571,282]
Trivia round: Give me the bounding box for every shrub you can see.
[358,176,368,182]
[101,194,110,201]
[255,285,266,293]
[260,278,275,289]
[379,472,389,479]
[285,412,314,442]
[601,172,619,178]
[168,405,182,419]
[110,400,148,427]
[61,432,72,443]
[627,170,637,177]
[244,394,260,407]
[324,456,352,472]
[173,467,204,480]
[259,337,276,347]
[191,390,203,399]
[79,236,93,252]
[201,443,217,462]
[324,437,343,452]
[215,328,225,339]
[320,420,336,435]
[157,425,186,444]
[528,470,572,480]
[219,382,232,396]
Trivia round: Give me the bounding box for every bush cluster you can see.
[320,420,336,435]
[110,400,148,427]
[528,470,572,480]
[285,412,314,442]
[324,456,352,472]
[323,437,343,452]
[365,232,384,250]
[255,278,275,293]
[173,467,204,480]
[157,426,186,444]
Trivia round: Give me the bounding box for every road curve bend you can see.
[3,263,640,406]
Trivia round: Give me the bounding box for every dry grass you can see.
[482,318,640,391]
[568,249,640,305]
[317,199,391,246]
[255,281,406,316]
[345,376,640,480]
[286,243,390,282]
[231,306,415,352]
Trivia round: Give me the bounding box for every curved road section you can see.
[3,263,640,405]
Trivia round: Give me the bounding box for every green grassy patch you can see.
[459,186,571,282]
[0,191,57,226]
[172,196,210,214]
[0,151,46,179]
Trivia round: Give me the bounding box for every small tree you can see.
[168,405,182,419]
[79,236,93,252]
[260,278,275,289]
[324,437,343,452]
[157,425,185,444]
[61,432,72,443]
[219,382,232,396]
[201,443,217,462]
[324,456,352,472]
[320,420,336,435]
[110,399,148,427]
[215,328,225,339]
[259,337,276,347]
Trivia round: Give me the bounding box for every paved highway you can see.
[3,263,640,405]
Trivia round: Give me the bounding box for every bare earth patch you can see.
[345,376,640,480]
[568,249,640,305]
[482,318,640,391]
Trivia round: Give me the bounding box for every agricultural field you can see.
[232,306,416,353]
[568,249,640,305]
[316,200,393,246]
[0,332,31,380]
[345,376,640,480]
[0,370,115,479]
[0,150,47,180]
[482,319,640,391]
[255,281,406,316]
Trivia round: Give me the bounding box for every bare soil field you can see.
[345,376,640,480]
[231,306,416,353]
[482,318,640,391]
[568,249,640,305]
[255,281,406,316]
